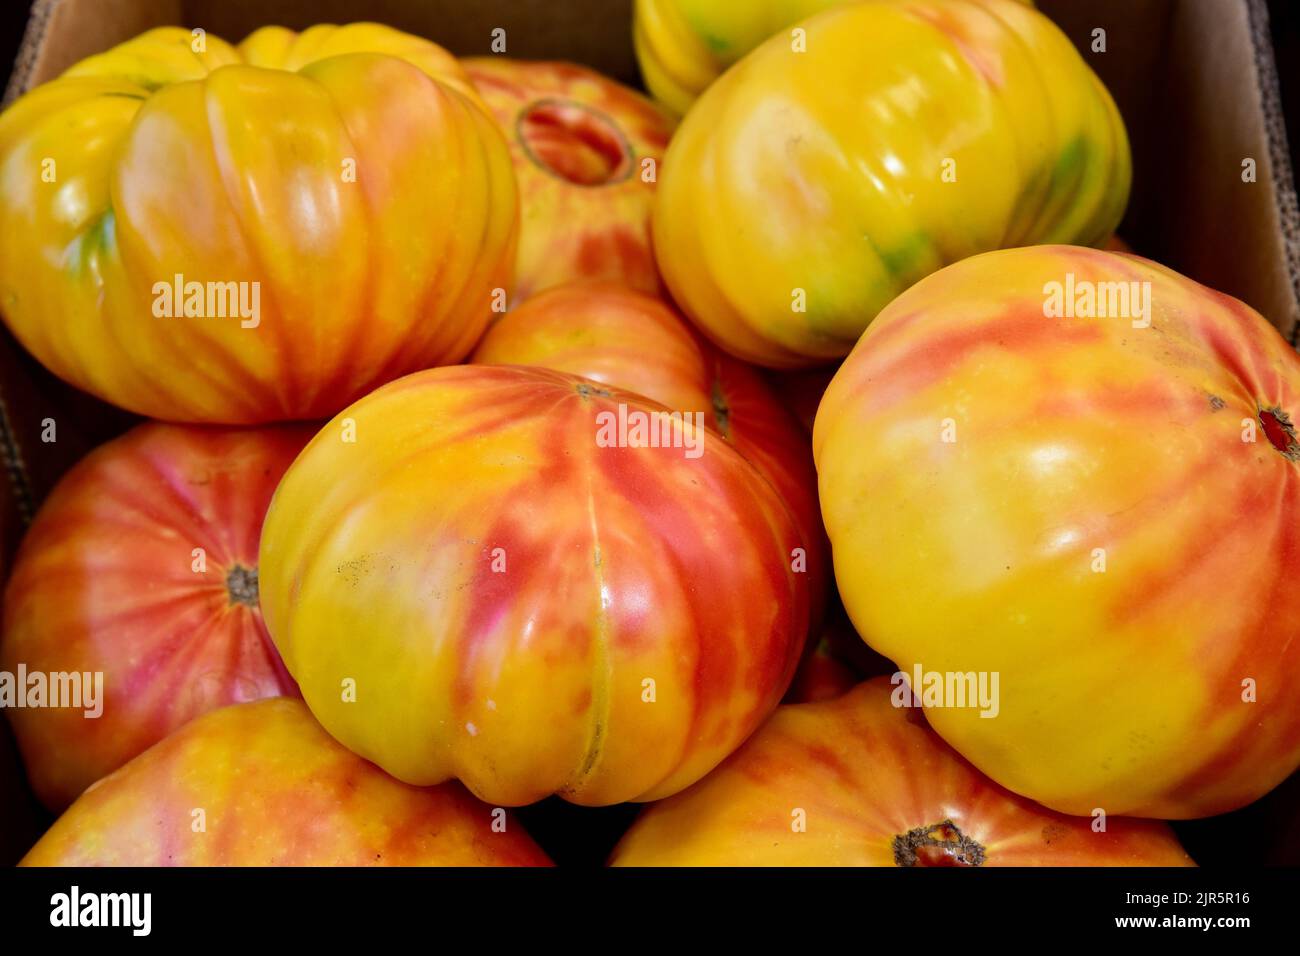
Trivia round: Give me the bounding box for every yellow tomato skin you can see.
[653,0,1129,367]
[634,0,843,116]
[815,246,1300,819]
[259,365,810,807]
[634,0,1034,115]
[0,24,516,423]
[21,699,551,866]
[610,678,1194,866]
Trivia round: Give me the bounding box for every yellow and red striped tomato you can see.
[610,678,1195,865]
[0,423,311,810]
[463,59,674,300]
[815,245,1300,818]
[21,698,551,866]
[258,365,810,807]
[471,281,827,622]
[654,0,1130,367]
[0,23,517,423]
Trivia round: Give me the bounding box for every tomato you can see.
[815,245,1300,818]
[610,678,1195,865]
[258,365,810,807]
[20,699,551,866]
[634,0,844,115]
[471,281,827,623]
[0,24,517,423]
[462,59,674,300]
[0,423,309,810]
[633,0,1035,116]
[653,0,1130,366]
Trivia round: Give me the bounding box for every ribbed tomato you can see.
[0,24,517,423]
[610,678,1195,865]
[633,0,843,115]
[21,699,551,866]
[815,245,1300,818]
[653,0,1130,366]
[0,423,310,809]
[633,0,1035,116]
[462,59,674,300]
[472,281,827,622]
[259,365,810,807]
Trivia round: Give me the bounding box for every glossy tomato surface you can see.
[21,698,551,866]
[259,365,810,807]
[463,59,673,300]
[472,281,827,622]
[0,423,310,809]
[0,24,517,422]
[611,678,1195,865]
[816,245,1300,818]
[653,0,1129,366]
[634,0,843,115]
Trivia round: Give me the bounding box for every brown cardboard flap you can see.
[1043,0,1300,342]
[5,0,182,105]
[7,0,639,103]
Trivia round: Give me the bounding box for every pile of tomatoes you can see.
[1,1,1296,867]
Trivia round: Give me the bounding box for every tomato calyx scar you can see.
[517,98,634,187]
[575,382,614,400]
[710,378,732,439]
[225,564,259,608]
[892,820,987,867]
[1258,406,1300,461]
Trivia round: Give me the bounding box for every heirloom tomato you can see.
[0,23,517,423]
[259,365,810,807]
[634,0,843,115]
[21,699,551,866]
[610,678,1195,865]
[462,59,674,299]
[653,0,1130,366]
[0,423,309,809]
[816,245,1300,818]
[633,0,1034,116]
[472,281,827,623]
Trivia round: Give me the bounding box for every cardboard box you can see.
[1,0,1297,864]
